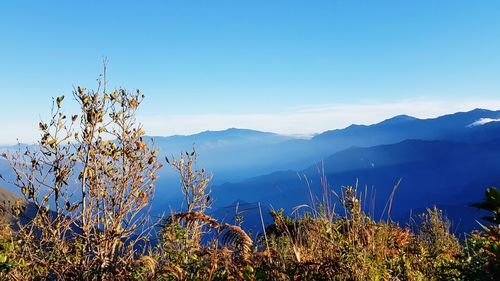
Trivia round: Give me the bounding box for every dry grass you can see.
[0,68,498,280]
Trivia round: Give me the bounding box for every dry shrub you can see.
[0,64,162,280]
[252,187,464,281]
[0,65,496,280]
[155,181,469,281]
[155,151,255,280]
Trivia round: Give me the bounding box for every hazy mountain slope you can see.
[156,109,500,183]
[2,109,500,226]
[150,128,297,186]
[312,108,500,149]
[3,109,500,188]
[0,185,21,223]
[0,185,19,206]
[210,139,500,232]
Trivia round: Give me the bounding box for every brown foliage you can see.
[0,66,496,280]
[1,65,162,280]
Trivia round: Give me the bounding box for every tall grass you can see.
[0,68,498,279]
[1,150,498,280]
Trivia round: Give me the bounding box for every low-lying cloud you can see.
[2,98,500,145]
[139,98,500,138]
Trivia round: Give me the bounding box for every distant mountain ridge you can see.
[2,108,500,234]
[313,108,500,144]
[149,108,500,189]
[153,128,288,142]
[151,128,290,152]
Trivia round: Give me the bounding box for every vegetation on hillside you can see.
[0,71,498,280]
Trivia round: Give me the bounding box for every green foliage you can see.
[257,200,461,280]
[466,186,500,279]
[459,232,498,281]
[472,187,500,224]
[415,207,462,280]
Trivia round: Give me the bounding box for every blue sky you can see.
[1,1,500,144]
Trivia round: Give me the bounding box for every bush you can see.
[0,67,498,280]
[464,187,500,279]
[0,66,162,280]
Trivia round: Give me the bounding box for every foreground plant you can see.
[464,187,500,279]
[0,65,162,280]
[0,66,498,280]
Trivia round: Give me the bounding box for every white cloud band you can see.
[138,98,500,138]
[2,97,500,145]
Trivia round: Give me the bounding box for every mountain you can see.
[312,108,500,147]
[149,128,300,201]
[2,108,500,232]
[152,128,293,181]
[210,139,500,233]
[66,108,493,215]
[152,128,290,150]
[3,109,500,190]
[152,109,500,201]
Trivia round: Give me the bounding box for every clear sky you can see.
[1,1,500,144]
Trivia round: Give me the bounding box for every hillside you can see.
[0,185,20,223]
[210,139,500,233]
[2,109,500,232]
[150,109,500,201]
[313,108,500,144]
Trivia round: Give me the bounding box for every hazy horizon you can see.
[2,105,500,146]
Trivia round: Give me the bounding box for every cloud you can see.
[467,118,500,127]
[2,97,500,145]
[138,98,500,137]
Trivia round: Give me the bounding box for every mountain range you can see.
[151,108,500,233]
[1,108,500,233]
